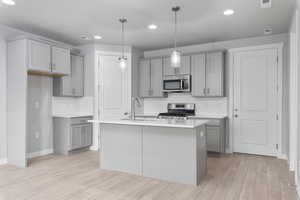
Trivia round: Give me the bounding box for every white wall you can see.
[292,0,300,196]
[144,33,290,156]
[0,37,7,163]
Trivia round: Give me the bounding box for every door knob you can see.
[234,114,238,118]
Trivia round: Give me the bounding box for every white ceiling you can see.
[0,0,295,50]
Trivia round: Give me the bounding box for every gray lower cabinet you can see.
[139,58,164,98]
[191,51,225,97]
[205,119,226,153]
[53,54,84,97]
[53,116,93,155]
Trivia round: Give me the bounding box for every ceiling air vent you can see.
[261,0,272,8]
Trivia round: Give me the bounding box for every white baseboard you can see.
[89,145,98,151]
[277,153,288,160]
[0,158,7,165]
[27,149,53,159]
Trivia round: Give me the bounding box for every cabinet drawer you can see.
[71,117,93,125]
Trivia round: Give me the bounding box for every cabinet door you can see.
[81,125,92,147]
[205,51,224,97]
[176,55,191,75]
[70,125,82,150]
[71,55,84,96]
[163,57,176,76]
[191,54,206,96]
[139,59,151,97]
[28,40,51,72]
[206,126,220,152]
[51,46,71,75]
[150,58,164,97]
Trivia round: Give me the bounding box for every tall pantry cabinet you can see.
[7,38,71,167]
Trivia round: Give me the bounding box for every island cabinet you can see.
[53,116,93,155]
[139,58,164,98]
[28,39,71,75]
[99,120,208,185]
[163,55,191,76]
[191,51,225,97]
[53,54,84,97]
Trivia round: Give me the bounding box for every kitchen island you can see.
[90,118,209,185]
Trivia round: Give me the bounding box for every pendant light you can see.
[171,6,181,68]
[119,18,127,69]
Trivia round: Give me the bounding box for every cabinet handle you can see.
[207,88,210,94]
[234,114,238,118]
[203,88,206,95]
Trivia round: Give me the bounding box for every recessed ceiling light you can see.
[2,0,16,6]
[148,24,158,30]
[80,35,90,40]
[224,9,234,16]
[94,35,102,40]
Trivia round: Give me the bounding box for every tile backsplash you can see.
[143,93,228,115]
[52,96,94,115]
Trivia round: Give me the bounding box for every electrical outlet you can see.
[35,131,40,139]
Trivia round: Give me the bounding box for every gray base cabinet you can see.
[53,116,93,155]
[205,119,226,153]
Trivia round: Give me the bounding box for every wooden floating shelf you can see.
[27,71,66,78]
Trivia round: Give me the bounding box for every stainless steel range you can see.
[158,103,195,120]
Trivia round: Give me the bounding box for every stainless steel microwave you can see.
[163,75,191,93]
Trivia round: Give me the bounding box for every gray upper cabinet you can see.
[163,57,175,76]
[177,55,191,75]
[163,55,191,76]
[205,52,224,97]
[51,46,71,75]
[139,59,151,97]
[53,54,84,97]
[28,40,51,72]
[27,39,70,75]
[150,58,163,97]
[191,51,225,97]
[139,58,164,98]
[71,55,84,96]
[191,53,206,96]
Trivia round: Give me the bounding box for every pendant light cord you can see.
[122,20,124,58]
[174,10,177,50]
[119,18,127,59]
[172,6,180,51]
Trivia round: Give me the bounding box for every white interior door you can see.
[99,55,131,120]
[233,48,278,156]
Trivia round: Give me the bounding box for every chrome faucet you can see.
[131,97,143,120]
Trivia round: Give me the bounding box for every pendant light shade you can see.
[119,18,127,69]
[171,6,181,68]
[171,50,181,68]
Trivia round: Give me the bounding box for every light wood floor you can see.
[0,151,298,200]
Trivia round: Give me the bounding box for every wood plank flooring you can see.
[0,151,298,200]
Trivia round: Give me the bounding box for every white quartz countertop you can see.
[88,119,210,129]
[53,114,93,118]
